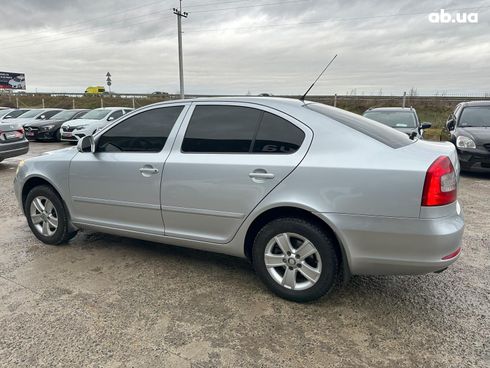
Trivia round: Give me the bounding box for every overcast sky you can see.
[1,0,489,95]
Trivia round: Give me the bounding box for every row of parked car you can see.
[0,106,133,162]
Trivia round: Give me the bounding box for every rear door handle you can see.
[249,171,275,180]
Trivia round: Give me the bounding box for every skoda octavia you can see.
[14,98,464,302]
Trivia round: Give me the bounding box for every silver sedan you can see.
[14,97,464,302]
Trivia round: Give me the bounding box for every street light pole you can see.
[173,0,188,99]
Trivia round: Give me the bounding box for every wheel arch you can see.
[243,206,351,281]
[21,176,73,224]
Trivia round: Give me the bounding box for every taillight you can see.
[422,156,457,206]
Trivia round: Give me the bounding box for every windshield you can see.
[19,109,42,118]
[363,111,417,128]
[50,110,79,120]
[459,106,490,128]
[3,109,29,119]
[82,109,110,120]
[0,110,12,118]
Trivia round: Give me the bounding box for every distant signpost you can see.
[106,72,112,95]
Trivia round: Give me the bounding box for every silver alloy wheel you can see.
[264,232,322,291]
[29,196,58,237]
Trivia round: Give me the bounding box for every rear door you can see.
[161,102,312,243]
[69,104,188,234]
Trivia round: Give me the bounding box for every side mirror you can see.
[108,116,115,121]
[446,119,456,131]
[420,122,432,130]
[40,115,46,120]
[77,135,95,153]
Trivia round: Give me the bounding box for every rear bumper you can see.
[318,203,464,275]
[0,139,29,159]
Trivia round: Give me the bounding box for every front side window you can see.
[97,106,184,152]
[182,106,262,153]
[108,110,123,121]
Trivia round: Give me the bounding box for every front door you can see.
[69,104,188,235]
[161,102,312,243]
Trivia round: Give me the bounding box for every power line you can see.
[188,0,308,13]
[186,4,490,32]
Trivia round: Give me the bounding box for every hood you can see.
[24,119,65,128]
[61,118,100,128]
[3,117,40,125]
[456,127,490,144]
[394,127,420,137]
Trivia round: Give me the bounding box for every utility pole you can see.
[173,0,188,99]
[106,72,112,96]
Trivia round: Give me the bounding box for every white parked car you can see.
[60,107,132,142]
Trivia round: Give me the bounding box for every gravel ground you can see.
[0,142,489,368]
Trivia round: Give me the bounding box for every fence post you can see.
[101,97,104,108]
[16,97,19,109]
[334,94,337,107]
[132,97,135,109]
[42,98,45,108]
[72,99,75,109]
[402,91,406,108]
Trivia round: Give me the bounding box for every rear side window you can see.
[182,106,305,154]
[182,106,262,153]
[98,106,184,152]
[253,112,304,153]
[307,103,412,149]
[41,110,62,119]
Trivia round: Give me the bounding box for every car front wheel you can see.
[252,217,338,302]
[25,185,77,245]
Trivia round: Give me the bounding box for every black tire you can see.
[24,185,77,245]
[55,129,61,142]
[252,217,338,302]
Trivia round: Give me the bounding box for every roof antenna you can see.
[300,54,337,102]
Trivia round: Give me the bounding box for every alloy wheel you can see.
[264,232,322,291]
[30,196,58,237]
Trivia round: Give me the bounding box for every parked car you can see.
[12,109,64,127]
[60,107,132,142]
[0,122,28,162]
[24,109,88,142]
[14,98,463,302]
[0,109,31,121]
[446,100,490,171]
[363,107,431,139]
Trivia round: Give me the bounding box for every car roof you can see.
[93,107,132,110]
[145,96,306,110]
[458,100,490,107]
[364,107,416,113]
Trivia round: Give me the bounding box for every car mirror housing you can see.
[446,119,456,131]
[108,116,115,121]
[421,122,432,130]
[77,135,95,153]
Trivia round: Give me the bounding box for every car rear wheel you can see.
[252,217,338,302]
[25,185,77,245]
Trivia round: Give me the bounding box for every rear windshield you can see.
[363,110,417,128]
[306,103,413,149]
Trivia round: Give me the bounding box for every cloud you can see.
[0,0,489,95]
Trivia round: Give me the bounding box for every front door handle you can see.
[249,169,275,181]
[139,165,159,176]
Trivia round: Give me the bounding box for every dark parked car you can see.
[0,122,28,162]
[363,107,431,139]
[24,109,88,142]
[446,101,490,171]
